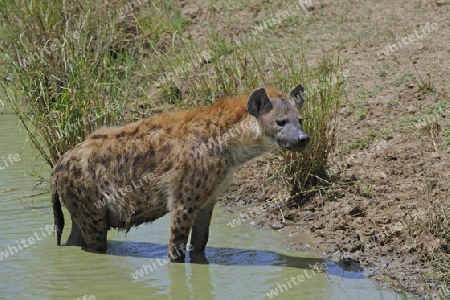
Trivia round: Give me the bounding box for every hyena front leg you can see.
[190,199,215,252]
[168,205,198,262]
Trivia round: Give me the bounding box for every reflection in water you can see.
[167,262,215,300]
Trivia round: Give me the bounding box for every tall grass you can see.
[277,56,347,191]
[0,0,186,167]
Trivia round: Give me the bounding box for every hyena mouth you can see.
[278,137,310,151]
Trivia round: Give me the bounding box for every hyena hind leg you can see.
[76,216,109,253]
[65,219,87,247]
[81,228,108,253]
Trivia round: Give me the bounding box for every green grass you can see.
[0,0,188,167]
[354,180,372,197]
[276,55,347,190]
[391,70,414,85]
[347,129,379,150]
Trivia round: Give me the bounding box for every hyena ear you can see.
[289,83,305,110]
[247,87,273,117]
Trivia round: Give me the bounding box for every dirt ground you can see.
[175,0,450,298]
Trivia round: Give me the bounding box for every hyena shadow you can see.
[108,240,319,267]
[107,240,365,279]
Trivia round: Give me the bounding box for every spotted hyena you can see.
[51,84,310,261]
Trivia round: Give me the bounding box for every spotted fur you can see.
[51,84,310,261]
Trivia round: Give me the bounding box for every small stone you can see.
[270,221,283,230]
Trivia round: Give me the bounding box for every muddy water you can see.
[0,110,405,300]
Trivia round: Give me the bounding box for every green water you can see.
[0,110,406,300]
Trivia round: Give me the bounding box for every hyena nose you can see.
[298,135,310,145]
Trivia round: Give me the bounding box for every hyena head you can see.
[247,84,310,151]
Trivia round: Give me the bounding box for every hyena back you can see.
[51,84,310,261]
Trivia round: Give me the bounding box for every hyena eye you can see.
[276,119,288,127]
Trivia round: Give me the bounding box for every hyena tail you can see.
[52,191,65,246]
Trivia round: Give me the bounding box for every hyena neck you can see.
[210,94,278,167]
[212,86,284,138]
[188,98,274,165]
[225,117,276,167]
[212,92,251,133]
